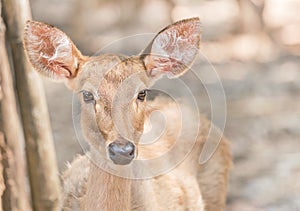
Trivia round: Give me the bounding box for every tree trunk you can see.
[0,1,31,210]
[1,0,61,210]
[0,134,6,211]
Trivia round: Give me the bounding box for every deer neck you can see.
[83,152,132,211]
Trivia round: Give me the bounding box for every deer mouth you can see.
[109,153,134,165]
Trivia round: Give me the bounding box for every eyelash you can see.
[137,90,148,101]
[81,89,148,104]
[82,91,95,104]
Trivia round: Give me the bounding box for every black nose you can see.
[108,141,135,165]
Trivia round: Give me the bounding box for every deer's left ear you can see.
[141,17,201,78]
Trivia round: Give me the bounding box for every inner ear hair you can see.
[140,17,201,78]
[23,20,85,81]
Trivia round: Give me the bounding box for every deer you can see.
[23,17,231,211]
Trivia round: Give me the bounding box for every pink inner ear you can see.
[145,18,201,77]
[24,21,77,79]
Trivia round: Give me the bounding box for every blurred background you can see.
[29,0,300,210]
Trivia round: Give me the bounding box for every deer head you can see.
[23,18,201,165]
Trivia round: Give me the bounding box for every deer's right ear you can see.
[23,20,85,81]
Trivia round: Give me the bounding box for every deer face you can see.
[71,55,150,165]
[23,18,201,165]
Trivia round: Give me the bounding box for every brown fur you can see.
[23,18,232,211]
[61,99,231,210]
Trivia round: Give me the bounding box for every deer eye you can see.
[137,90,147,102]
[82,91,95,104]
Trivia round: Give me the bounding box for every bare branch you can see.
[0,1,31,210]
[1,0,61,210]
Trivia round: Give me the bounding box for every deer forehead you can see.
[74,54,149,104]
